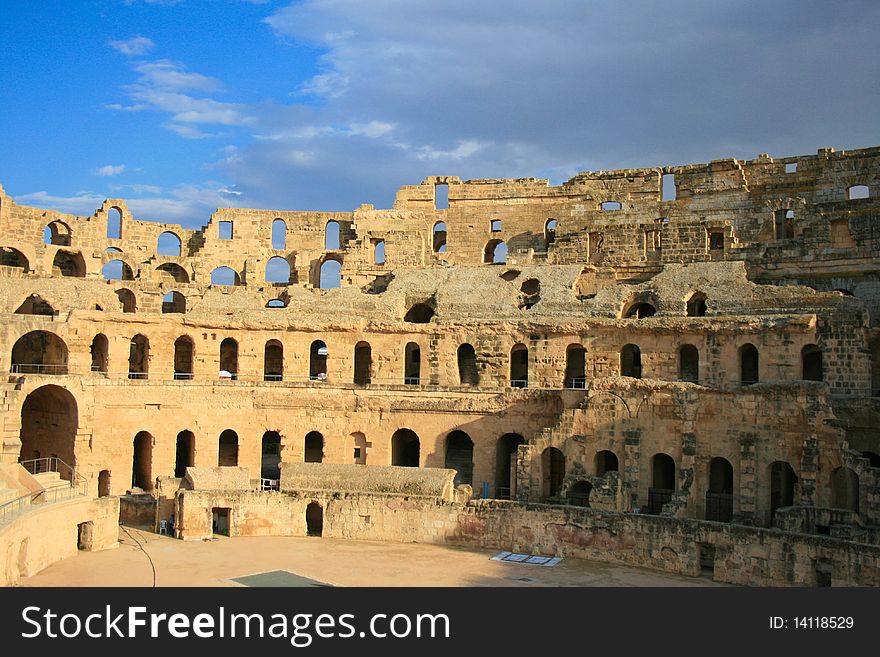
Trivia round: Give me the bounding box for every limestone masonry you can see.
[2,145,880,586]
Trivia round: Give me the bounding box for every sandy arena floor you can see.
[17,527,726,587]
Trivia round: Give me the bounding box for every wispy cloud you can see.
[108,35,155,57]
[93,164,126,177]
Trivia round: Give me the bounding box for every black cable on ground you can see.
[120,524,157,587]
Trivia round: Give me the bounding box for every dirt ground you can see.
[17,526,726,587]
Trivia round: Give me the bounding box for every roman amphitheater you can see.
[2,145,880,587]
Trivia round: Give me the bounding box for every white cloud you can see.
[108,35,155,56]
[93,164,126,177]
[347,121,395,139]
[416,140,486,161]
[134,60,222,93]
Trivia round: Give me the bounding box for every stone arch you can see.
[174,335,194,380]
[53,250,85,277]
[457,343,479,386]
[210,267,241,286]
[261,431,282,479]
[648,453,675,514]
[432,222,447,253]
[174,430,195,478]
[154,263,189,284]
[128,334,149,379]
[391,428,420,467]
[404,342,421,384]
[568,480,592,507]
[220,338,238,379]
[686,291,707,317]
[310,340,328,381]
[354,341,372,385]
[19,385,78,465]
[44,220,71,246]
[484,239,507,264]
[218,429,239,466]
[157,231,182,256]
[319,258,342,288]
[739,343,759,385]
[404,303,434,323]
[132,431,153,491]
[107,207,122,239]
[90,334,109,374]
[265,256,292,284]
[770,461,797,518]
[620,344,642,378]
[622,292,657,319]
[161,291,186,314]
[324,221,340,250]
[116,288,136,313]
[444,430,474,486]
[304,431,324,463]
[595,450,619,476]
[306,502,323,537]
[679,344,699,383]
[706,457,734,522]
[101,259,134,281]
[541,447,565,499]
[0,246,30,272]
[495,433,525,498]
[15,294,55,316]
[264,339,283,381]
[510,343,529,388]
[564,344,586,388]
[11,331,68,374]
[272,218,287,250]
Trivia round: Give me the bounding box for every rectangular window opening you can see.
[785,162,798,174]
[219,221,233,240]
[435,183,448,210]
[662,173,676,201]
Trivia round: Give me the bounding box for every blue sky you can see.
[1,0,878,228]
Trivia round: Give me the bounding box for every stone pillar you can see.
[736,433,757,525]
[515,443,534,503]
[623,429,641,509]
[799,434,819,506]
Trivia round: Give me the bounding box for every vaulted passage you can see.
[706,457,734,522]
[218,429,239,467]
[19,385,78,466]
[648,453,675,514]
[310,341,328,381]
[457,344,478,386]
[264,340,283,381]
[174,430,195,478]
[53,251,85,277]
[128,334,149,379]
[261,431,282,479]
[770,461,796,518]
[620,344,641,378]
[174,336,194,380]
[595,450,618,476]
[495,433,525,499]
[679,345,699,383]
[354,342,372,385]
[740,344,759,385]
[220,338,238,380]
[90,334,108,374]
[564,344,586,388]
[132,431,153,491]
[568,481,592,507]
[11,331,68,374]
[444,430,474,486]
[510,343,528,388]
[404,342,421,384]
[541,447,565,500]
[391,429,420,467]
[306,502,323,537]
[304,431,324,463]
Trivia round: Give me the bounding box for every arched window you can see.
[564,344,586,388]
[373,240,385,265]
[541,447,565,499]
[404,303,434,323]
[219,429,239,466]
[310,340,328,381]
[102,259,133,281]
[155,263,189,284]
[220,338,238,380]
[116,288,136,313]
[325,221,340,250]
[174,336,194,380]
[19,385,78,465]
[354,341,372,385]
[1,247,30,272]
[495,433,525,499]
[210,267,240,286]
[128,334,149,379]
[90,334,108,374]
[432,222,447,253]
[162,291,186,314]
[457,343,479,386]
[706,457,734,522]
[648,453,675,514]
[271,218,286,250]
[261,431,281,479]
[53,251,85,277]
[444,430,474,486]
[107,207,122,239]
[686,292,707,317]
[157,231,182,256]
[264,340,283,381]
[770,461,796,518]
[802,344,823,381]
[11,331,68,374]
[595,450,618,476]
[304,431,324,463]
[545,218,557,246]
[623,301,656,319]
[404,342,421,385]
[620,344,642,378]
[45,221,71,246]
[510,343,528,388]
[391,429,420,467]
[265,256,292,284]
[568,481,592,507]
[831,467,859,512]
[267,298,287,308]
[848,185,869,200]
[679,345,699,383]
[319,259,341,288]
[740,344,759,385]
[484,239,507,264]
[174,430,195,478]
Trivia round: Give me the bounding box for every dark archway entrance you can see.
[261,431,282,479]
[306,502,323,537]
[132,431,153,491]
[219,430,239,466]
[770,461,796,519]
[174,430,195,478]
[444,430,474,486]
[541,447,565,499]
[391,429,420,467]
[19,385,77,465]
[11,331,68,375]
[648,453,675,514]
[304,431,324,463]
[706,457,734,522]
[495,433,525,499]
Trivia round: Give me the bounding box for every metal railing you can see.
[0,457,88,527]
[510,379,529,388]
[258,478,280,491]
[10,363,68,374]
